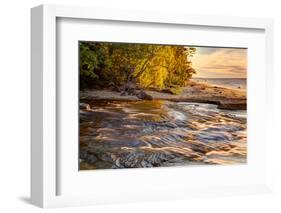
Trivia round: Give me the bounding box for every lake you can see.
[192,78,247,90]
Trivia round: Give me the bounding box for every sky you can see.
[190,47,247,78]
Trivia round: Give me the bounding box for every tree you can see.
[79,42,196,90]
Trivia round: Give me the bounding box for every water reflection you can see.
[80,100,247,170]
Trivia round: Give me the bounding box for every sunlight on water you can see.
[80,100,247,169]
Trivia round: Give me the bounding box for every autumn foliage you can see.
[79,42,196,90]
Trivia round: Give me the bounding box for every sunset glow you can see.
[79,42,247,170]
[191,47,247,78]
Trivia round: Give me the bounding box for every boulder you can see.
[136,91,153,100]
[123,82,137,95]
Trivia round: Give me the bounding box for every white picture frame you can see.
[31,4,274,208]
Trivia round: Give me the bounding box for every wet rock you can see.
[136,91,153,100]
[120,91,128,96]
[100,152,116,162]
[80,161,96,170]
[127,87,137,95]
[218,101,246,110]
[197,132,231,142]
[93,161,113,169]
[79,100,247,169]
[108,82,121,92]
[80,150,97,164]
[81,143,189,169]
[122,82,138,95]
[80,103,91,110]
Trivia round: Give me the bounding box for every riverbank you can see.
[80,80,246,110]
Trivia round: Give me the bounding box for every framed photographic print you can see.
[31,4,274,208]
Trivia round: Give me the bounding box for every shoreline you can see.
[192,78,247,91]
[80,80,247,110]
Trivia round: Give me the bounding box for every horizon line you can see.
[192,77,247,79]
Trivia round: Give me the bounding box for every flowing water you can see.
[80,100,247,170]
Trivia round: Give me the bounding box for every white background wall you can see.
[0,0,280,212]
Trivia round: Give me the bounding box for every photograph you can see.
[79,42,247,170]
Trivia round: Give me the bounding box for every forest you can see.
[79,42,196,92]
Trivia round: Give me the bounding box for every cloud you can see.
[191,47,247,78]
[197,47,219,55]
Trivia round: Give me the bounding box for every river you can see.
[80,100,247,170]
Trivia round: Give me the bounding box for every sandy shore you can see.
[80,80,246,110]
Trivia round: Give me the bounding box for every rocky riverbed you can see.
[80,80,246,110]
[79,100,247,170]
